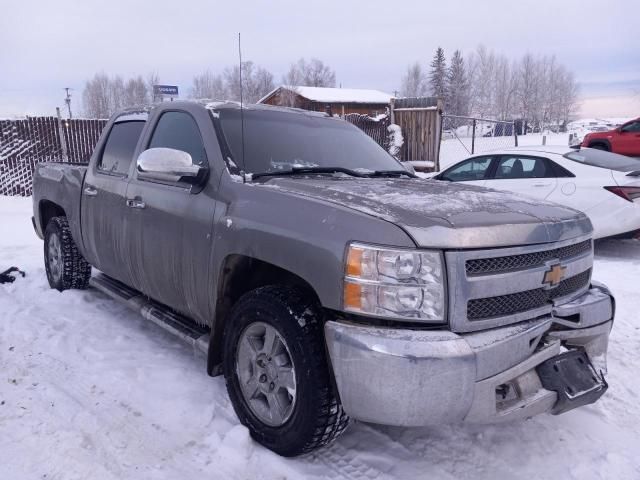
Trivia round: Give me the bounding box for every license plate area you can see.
[536,350,607,415]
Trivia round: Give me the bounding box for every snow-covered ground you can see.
[1,195,639,480]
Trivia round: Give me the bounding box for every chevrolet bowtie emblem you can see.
[543,263,566,287]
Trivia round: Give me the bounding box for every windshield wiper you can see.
[251,166,416,180]
[368,169,416,178]
[252,166,369,179]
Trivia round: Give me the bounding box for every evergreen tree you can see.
[429,47,447,102]
[446,50,470,118]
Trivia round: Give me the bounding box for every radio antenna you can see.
[238,32,247,182]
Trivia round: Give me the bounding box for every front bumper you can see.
[324,285,613,426]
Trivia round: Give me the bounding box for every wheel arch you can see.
[39,200,66,232]
[207,254,321,376]
[587,139,611,151]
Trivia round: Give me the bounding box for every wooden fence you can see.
[391,97,443,170]
[0,116,107,196]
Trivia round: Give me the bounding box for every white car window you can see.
[441,156,492,182]
[494,156,551,179]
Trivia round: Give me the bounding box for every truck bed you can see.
[32,162,87,240]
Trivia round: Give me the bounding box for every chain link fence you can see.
[439,114,518,169]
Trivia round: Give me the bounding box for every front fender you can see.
[210,177,416,312]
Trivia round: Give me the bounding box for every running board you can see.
[89,273,210,355]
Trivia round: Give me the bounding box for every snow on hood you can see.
[257,177,593,248]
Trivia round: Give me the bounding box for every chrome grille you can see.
[445,234,594,333]
[465,240,592,276]
[467,269,592,320]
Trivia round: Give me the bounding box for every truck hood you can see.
[259,177,592,248]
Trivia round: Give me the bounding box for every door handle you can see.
[84,186,98,196]
[126,198,146,209]
[533,182,551,187]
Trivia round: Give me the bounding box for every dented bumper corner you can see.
[324,285,614,427]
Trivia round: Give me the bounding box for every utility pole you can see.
[64,87,73,119]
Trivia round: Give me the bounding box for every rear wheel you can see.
[44,216,91,291]
[222,285,349,456]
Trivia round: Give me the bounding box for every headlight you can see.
[343,243,446,323]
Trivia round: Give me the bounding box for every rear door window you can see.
[98,121,145,175]
[494,156,552,179]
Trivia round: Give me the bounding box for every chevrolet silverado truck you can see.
[32,100,614,457]
[580,117,640,156]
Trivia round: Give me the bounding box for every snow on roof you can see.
[258,86,393,105]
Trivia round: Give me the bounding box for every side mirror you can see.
[137,148,202,183]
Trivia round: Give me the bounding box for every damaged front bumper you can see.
[324,284,614,426]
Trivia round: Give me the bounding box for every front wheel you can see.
[222,285,349,456]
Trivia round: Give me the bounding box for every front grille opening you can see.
[466,240,592,276]
[467,269,591,320]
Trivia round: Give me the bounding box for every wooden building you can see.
[257,86,393,117]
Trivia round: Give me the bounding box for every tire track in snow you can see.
[309,440,393,480]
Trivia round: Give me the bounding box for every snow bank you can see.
[1,196,639,479]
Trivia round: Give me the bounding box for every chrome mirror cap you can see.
[137,147,201,182]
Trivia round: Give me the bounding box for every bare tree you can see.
[452,46,579,129]
[400,62,428,97]
[283,58,336,88]
[123,76,149,107]
[82,72,112,118]
[492,56,517,121]
[83,72,159,117]
[468,45,496,118]
[147,72,160,102]
[190,70,226,100]
[223,61,275,103]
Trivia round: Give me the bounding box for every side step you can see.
[89,273,210,355]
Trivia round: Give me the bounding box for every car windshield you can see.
[564,148,640,172]
[215,108,404,176]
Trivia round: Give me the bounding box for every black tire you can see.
[223,285,349,456]
[590,143,609,151]
[44,216,91,291]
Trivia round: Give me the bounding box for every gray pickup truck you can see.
[32,100,614,456]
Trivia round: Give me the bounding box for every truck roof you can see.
[113,99,330,122]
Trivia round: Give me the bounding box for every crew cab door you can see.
[616,120,640,156]
[484,155,558,200]
[124,109,217,322]
[81,119,145,285]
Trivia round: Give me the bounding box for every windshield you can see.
[216,109,403,175]
[564,148,640,172]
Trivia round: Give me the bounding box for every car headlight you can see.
[343,243,446,323]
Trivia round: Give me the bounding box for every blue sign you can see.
[153,85,179,96]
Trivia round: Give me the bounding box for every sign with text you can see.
[153,85,179,97]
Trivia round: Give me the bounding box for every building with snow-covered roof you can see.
[257,86,393,116]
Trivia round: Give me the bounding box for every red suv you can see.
[581,117,640,156]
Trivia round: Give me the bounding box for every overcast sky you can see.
[1,0,638,117]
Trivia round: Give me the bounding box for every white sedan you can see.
[433,146,640,239]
